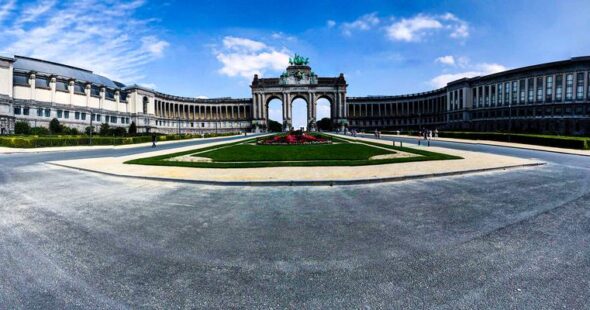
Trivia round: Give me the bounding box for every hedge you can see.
[439,131,590,150]
[0,132,240,148]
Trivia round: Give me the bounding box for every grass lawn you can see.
[125,134,461,168]
[195,143,391,162]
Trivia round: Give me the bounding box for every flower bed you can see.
[257,133,332,145]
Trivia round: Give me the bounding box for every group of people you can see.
[421,129,439,140]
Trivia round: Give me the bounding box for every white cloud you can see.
[0,0,15,23]
[222,36,266,52]
[215,36,290,79]
[18,0,56,25]
[326,20,336,28]
[430,62,508,88]
[385,13,469,42]
[341,12,380,36]
[0,0,168,83]
[435,55,455,66]
[196,95,209,99]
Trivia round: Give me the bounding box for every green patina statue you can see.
[288,54,309,66]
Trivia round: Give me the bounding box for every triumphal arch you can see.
[250,55,348,131]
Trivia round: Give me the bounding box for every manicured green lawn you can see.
[195,143,391,162]
[125,134,461,168]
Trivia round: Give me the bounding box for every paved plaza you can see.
[1,135,589,308]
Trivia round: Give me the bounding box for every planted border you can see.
[125,134,461,168]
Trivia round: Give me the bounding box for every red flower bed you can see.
[258,133,331,145]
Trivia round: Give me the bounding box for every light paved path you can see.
[50,135,541,184]
[1,132,589,308]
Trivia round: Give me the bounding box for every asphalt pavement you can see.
[0,133,589,308]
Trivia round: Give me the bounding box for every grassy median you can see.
[125,134,461,168]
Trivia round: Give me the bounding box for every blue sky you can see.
[1,0,590,126]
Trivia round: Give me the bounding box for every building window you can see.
[64,111,69,119]
[519,80,526,103]
[23,107,29,115]
[120,92,128,102]
[504,82,510,104]
[576,72,584,100]
[106,89,115,100]
[74,82,85,94]
[536,77,543,102]
[90,86,101,97]
[44,109,50,117]
[512,81,518,103]
[490,85,496,105]
[81,113,86,120]
[566,74,573,101]
[14,106,21,115]
[588,72,590,99]
[13,74,29,86]
[57,110,63,118]
[556,75,563,101]
[111,116,117,124]
[35,77,49,89]
[498,83,503,105]
[56,80,68,92]
[121,117,125,124]
[546,76,553,102]
[527,78,534,102]
[37,108,43,117]
[75,111,80,120]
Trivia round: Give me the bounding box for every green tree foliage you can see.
[85,126,94,135]
[267,119,283,132]
[14,121,31,135]
[316,118,332,131]
[49,118,61,134]
[128,121,137,135]
[99,123,110,136]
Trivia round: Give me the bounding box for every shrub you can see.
[85,126,94,135]
[439,131,589,150]
[99,123,110,136]
[112,127,127,136]
[49,118,61,134]
[30,126,50,135]
[128,121,137,135]
[14,121,31,135]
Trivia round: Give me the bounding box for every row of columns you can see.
[348,98,446,118]
[154,101,250,120]
[471,71,589,108]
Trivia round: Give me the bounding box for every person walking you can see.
[151,133,157,148]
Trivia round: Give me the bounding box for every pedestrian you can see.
[434,129,439,139]
[151,133,157,148]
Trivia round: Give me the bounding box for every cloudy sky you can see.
[1,0,589,127]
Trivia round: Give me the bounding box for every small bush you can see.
[14,121,31,135]
[30,127,50,135]
[128,121,137,135]
[49,118,61,134]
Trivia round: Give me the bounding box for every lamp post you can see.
[508,101,512,141]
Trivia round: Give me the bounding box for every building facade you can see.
[0,55,589,135]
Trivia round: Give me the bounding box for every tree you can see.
[267,119,283,132]
[30,127,50,135]
[113,127,127,136]
[316,118,332,131]
[85,126,94,135]
[99,123,110,136]
[49,118,61,134]
[128,121,137,135]
[14,121,31,135]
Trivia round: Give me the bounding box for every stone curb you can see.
[47,162,545,187]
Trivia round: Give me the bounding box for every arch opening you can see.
[291,97,308,131]
[267,98,283,132]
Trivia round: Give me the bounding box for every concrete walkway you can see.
[377,133,590,157]
[49,134,544,185]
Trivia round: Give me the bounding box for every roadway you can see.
[0,133,589,308]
